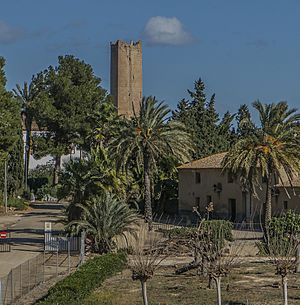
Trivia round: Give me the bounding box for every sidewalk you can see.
[0,203,65,278]
[0,213,23,228]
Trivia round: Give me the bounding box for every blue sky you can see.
[1,0,300,115]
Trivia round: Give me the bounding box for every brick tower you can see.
[110,40,142,117]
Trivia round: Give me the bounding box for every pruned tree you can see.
[129,226,169,305]
[260,212,300,305]
[169,219,237,305]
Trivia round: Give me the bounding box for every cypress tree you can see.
[173,78,234,159]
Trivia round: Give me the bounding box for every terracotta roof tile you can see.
[178,152,227,169]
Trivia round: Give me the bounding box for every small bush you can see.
[258,210,300,255]
[28,163,55,200]
[7,197,28,210]
[35,252,126,305]
[35,184,57,200]
[268,210,300,236]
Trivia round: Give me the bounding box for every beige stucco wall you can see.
[178,168,300,222]
[273,188,300,214]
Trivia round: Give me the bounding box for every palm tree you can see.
[59,145,126,221]
[13,81,38,191]
[223,101,300,231]
[111,96,193,229]
[67,191,138,253]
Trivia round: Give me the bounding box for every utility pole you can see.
[4,159,8,214]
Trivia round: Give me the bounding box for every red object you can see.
[0,232,7,239]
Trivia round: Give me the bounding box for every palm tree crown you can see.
[67,191,138,253]
[223,101,300,228]
[111,96,193,228]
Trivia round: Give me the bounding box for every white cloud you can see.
[144,16,194,46]
[0,21,23,44]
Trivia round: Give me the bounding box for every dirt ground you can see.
[83,259,300,305]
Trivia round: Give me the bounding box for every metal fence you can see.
[152,214,263,233]
[0,236,84,305]
[0,254,44,304]
[0,231,11,253]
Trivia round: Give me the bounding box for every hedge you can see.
[166,220,233,241]
[35,252,126,305]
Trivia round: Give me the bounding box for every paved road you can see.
[0,203,65,278]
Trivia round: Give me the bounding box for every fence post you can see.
[0,279,2,305]
[68,239,71,274]
[35,257,38,286]
[56,244,59,278]
[20,264,22,298]
[79,231,85,266]
[28,260,30,293]
[43,250,45,282]
[10,271,13,303]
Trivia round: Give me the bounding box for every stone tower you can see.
[110,40,142,117]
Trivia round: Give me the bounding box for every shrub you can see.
[268,210,300,236]
[7,197,28,210]
[35,184,57,200]
[258,210,300,255]
[167,220,233,241]
[28,163,54,200]
[36,252,126,305]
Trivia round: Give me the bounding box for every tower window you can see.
[284,201,288,210]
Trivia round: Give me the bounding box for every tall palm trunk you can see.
[24,118,32,192]
[53,155,61,185]
[143,151,152,230]
[264,175,272,240]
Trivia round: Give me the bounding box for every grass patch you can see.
[83,260,300,305]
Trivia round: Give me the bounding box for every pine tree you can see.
[173,78,234,159]
[32,55,108,184]
[236,104,255,137]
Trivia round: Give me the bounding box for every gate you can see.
[0,230,11,252]
[44,234,81,252]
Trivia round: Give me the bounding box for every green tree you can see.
[32,55,108,184]
[67,191,138,253]
[173,78,234,159]
[0,57,23,196]
[111,96,193,229]
[236,104,255,137]
[223,101,300,232]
